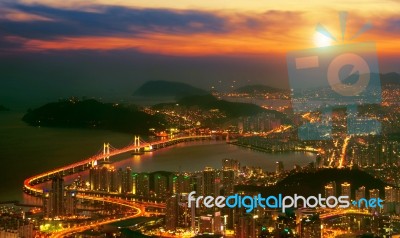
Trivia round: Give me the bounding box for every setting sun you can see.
[313,32,333,47]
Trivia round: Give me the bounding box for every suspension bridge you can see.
[23,134,212,196]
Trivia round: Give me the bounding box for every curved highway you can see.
[21,135,211,237]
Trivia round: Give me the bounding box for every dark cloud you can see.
[0,4,228,40]
[383,17,400,33]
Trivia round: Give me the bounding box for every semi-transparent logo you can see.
[287,12,381,140]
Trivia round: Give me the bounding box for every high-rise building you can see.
[341,182,351,199]
[199,215,214,234]
[165,193,194,231]
[99,164,112,192]
[203,167,217,196]
[65,191,77,216]
[369,189,380,199]
[222,159,237,196]
[178,193,193,229]
[43,191,52,218]
[385,186,395,202]
[133,173,149,197]
[369,189,381,212]
[222,169,235,195]
[213,211,222,235]
[89,166,100,191]
[119,167,133,194]
[125,167,133,193]
[190,174,203,195]
[51,176,64,217]
[165,194,179,231]
[238,113,281,133]
[174,174,191,194]
[324,181,336,198]
[235,215,257,238]
[116,168,124,193]
[90,163,117,193]
[154,173,168,198]
[222,159,240,172]
[109,167,118,192]
[384,186,396,213]
[43,176,78,218]
[276,161,284,175]
[355,186,366,208]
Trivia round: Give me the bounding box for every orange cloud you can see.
[0,9,54,22]
[3,9,399,57]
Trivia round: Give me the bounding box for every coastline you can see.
[228,140,319,154]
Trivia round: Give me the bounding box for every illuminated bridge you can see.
[23,134,211,196]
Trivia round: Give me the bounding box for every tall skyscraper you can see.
[369,189,381,212]
[51,176,64,217]
[43,191,52,218]
[384,186,396,213]
[116,168,124,193]
[165,193,193,231]
[369,189,380,199]
[276,161,284,175]
[324,181,336,198]
[235,215,257,238]
[190,174,203,195]
[165,194,179,231]
[355,186,366,208]
[133,173,149,197]
[125,167,133,193]
[385,186,395,202]
[99,164,112,192]
[65,191,77,216]
[43,176,78,218]
[203,167,217,196]
[90,163,117,193]
[119,167,133,194]
[154,173,168,198]
[174,174,191,194]
[355,186,366,200]
[341,182,351,199]
[222,159,237,196]
[89,166,100,191]
[222,169,235,195]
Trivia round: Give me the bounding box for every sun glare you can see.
[313,32,332,47]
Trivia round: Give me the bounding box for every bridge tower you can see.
[103,143,110,162]
[134,136,140,153]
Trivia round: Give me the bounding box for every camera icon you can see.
[287,42,381,140]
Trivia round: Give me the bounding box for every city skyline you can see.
[1,0,400,237]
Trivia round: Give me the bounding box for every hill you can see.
[133,80,209,98]
[154,94,288,120]
[234,84,286,94]
[22,99,165,134]
[380,72,400,86]
[236,168,388,199]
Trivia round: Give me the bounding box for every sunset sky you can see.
[0,0,399,107]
